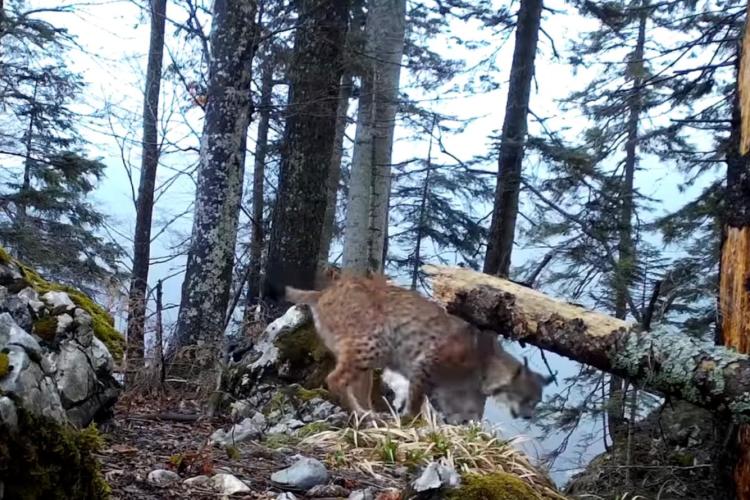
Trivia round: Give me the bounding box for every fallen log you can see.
[424,265,750,423]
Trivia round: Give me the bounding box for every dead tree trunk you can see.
[721,11,750,497]
[483,0,543,278]
[126,0,167,370]
[425,265,750,423]
[173,0,257,350]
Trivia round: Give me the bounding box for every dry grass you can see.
[302,404,567,499]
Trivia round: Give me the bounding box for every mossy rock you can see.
[0,406,110,499]
[275,323,335,389]
[447,472,541,500]
[0,247,124,361]
[0,351,10,378]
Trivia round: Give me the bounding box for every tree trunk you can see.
[245,52,273,310]
[342,69,375,274]
[264,0,350,297]
[318,70,354,271]
[720,10,750,496]
[609,3,648,444]
[343,0,406,275]
[126,0,167,370]
[425,264,750,423]
[410,114,436,290]
[483,0,543,278]
[173,0,257,350]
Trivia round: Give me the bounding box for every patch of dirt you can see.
[98,397,402,499]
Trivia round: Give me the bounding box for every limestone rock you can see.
[271,456,329,490]
[147,469,181,487]
[210,473,251,495]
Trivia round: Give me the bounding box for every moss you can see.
[262,432,298,449]
[0,407,110,499]
[33,316,59,343]
[296,421,331,438]
[0,246,11,265]
[294,386,330,402]
[0,351,10,378]
[275,323,335,388]
[262,391,288,416]
[446,473,540,500]
[5,252,125,362]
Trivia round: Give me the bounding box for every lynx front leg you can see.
[348,369,374,412]
[326,362,370,415]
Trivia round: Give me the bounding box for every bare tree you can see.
[126,0,168,371]
[342,0,407,275]
[483,0,543,278]
[264,0,350,296]
[173,0,257,351]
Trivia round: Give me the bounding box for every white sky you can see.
[18,0,725,485]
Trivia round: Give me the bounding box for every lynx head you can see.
[484,356,554,420]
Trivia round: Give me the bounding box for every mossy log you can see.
[425,265,750,423]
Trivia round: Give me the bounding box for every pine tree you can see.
[0,2,122,293]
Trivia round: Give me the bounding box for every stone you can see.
[412,461,460,492]
[147,469,181,487]
[0,396,18,430]
[250,305,309,371]
[56,343,95,407]
[42,291,75,310]
[348,489,374,500]
[2,313,41,355]
[1,296,32,332]
[17,287,43,313]
[210,416,264,446]
[90,337,114,373]
[271,456,329,490]
[230,400,253,421]
[55,314,74,335]
[307,484,350,497]
[210,473,251,495]
[183,475,210,487]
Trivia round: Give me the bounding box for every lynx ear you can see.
[543,373,556,386]
[523,356,530,370]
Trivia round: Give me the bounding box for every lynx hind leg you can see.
[404,362,433,418]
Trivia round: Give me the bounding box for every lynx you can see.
[285,276,552,419]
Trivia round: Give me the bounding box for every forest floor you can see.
[98,396,400,499]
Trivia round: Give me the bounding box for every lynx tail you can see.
[285,286,322,305]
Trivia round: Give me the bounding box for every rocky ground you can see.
[98,396,407,499]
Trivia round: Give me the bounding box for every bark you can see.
[424,265,750,423]
[483,0,543,277]
[126,0,167,368]
[264,0,350,297]
[245,53,273,308]
[342,0,406,275]
[720,12,750,497]
[610,3,648,443]
[318,70,354,271]
[173,0,257,349]
[342,69,375,274]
